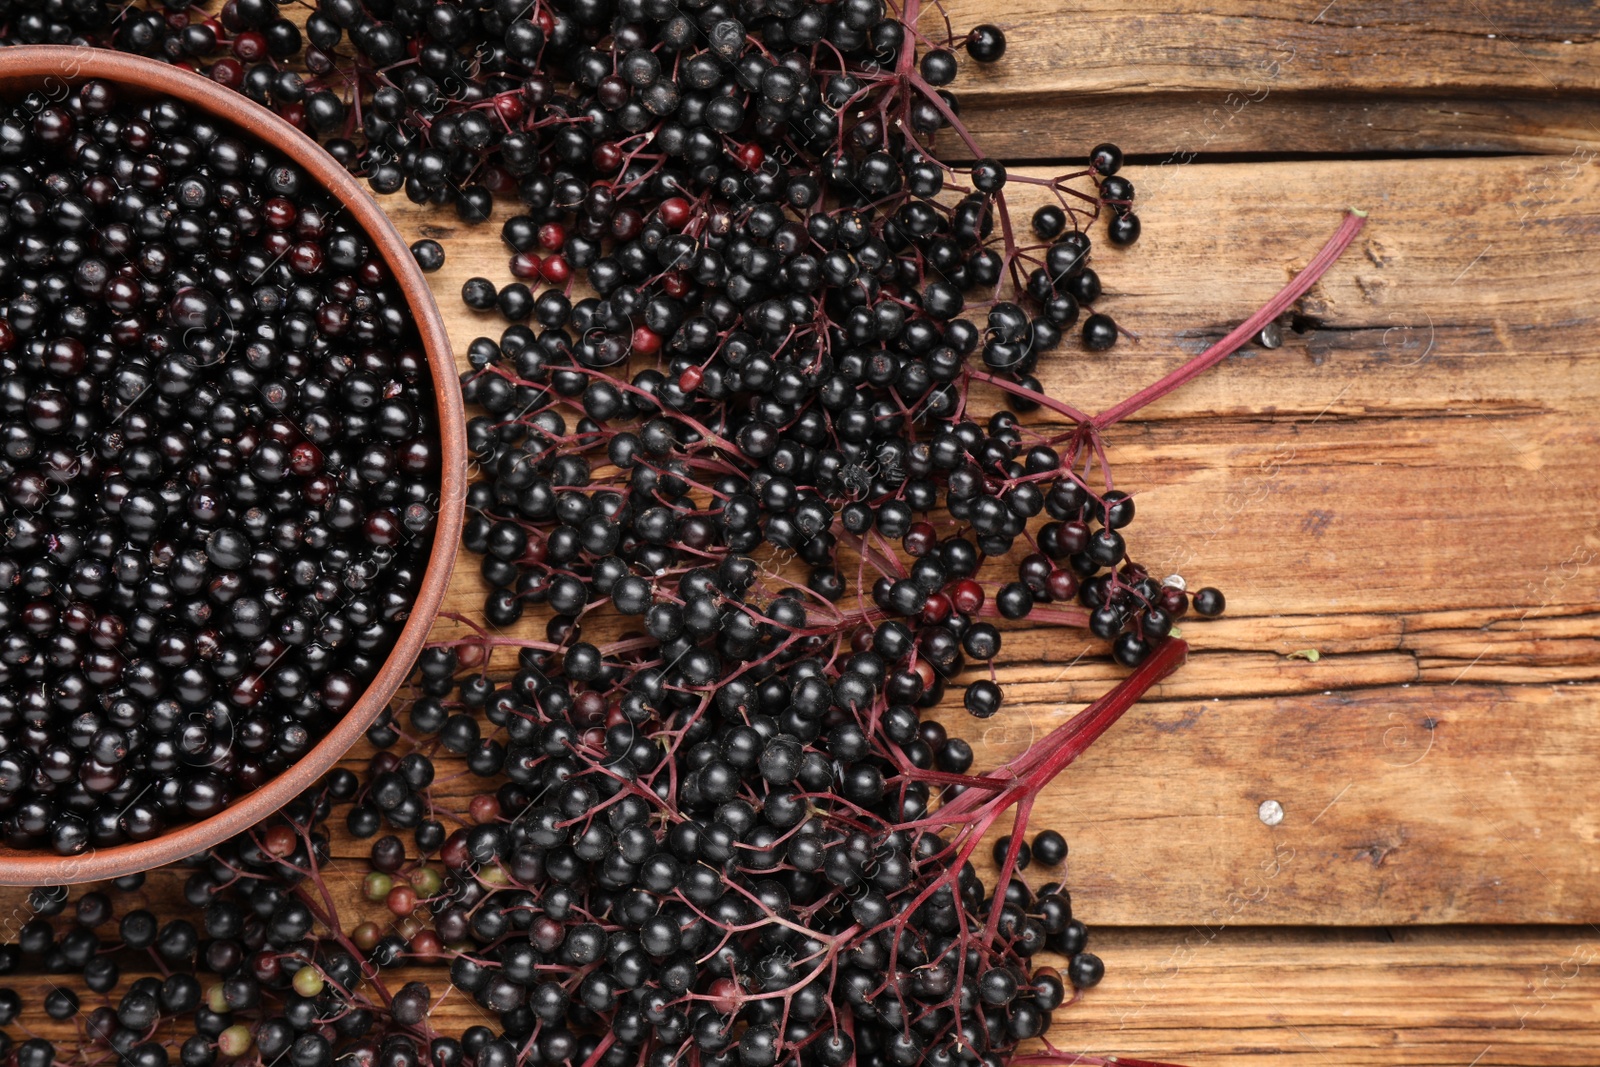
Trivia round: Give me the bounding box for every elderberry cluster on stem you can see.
[0,0,1136,342]
[0,635,1191,1067]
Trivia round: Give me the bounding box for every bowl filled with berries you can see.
[0,47,465,883]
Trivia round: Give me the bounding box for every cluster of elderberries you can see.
[447,130,1219,707]
[0,1,1141,339]
[396,6,1225,1061]
[0,5,1253,1067]
[0,628,1181,1067]
[0,79,440,854]
[0,0,112,45]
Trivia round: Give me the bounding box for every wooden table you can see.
[14,3,1600,1065]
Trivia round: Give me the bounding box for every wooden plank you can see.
[202,665,1600,928]
[935,1,1600,157]
[414,411,1600,630]
[1004,155,1600,422]
[963,682,1600,926]
[1068,925,1600,1066]
[215,0,1599,157]
[924,0,1600,158]
[385,156,1600,635]
[949,92,1600,160]
[34,648,1586,932]
[0,926,1595,1066]
[930,0,1600,96]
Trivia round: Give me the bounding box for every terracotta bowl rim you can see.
[0,46,466,885]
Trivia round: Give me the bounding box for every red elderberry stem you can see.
[982,792,1035,945]
[901,768,1012,792]
[965,367,1092,426]
[577,1032,617,1067]
[936,635,1188,822]
[875,639,1189,942]
[281,822,398,1008]
[1092,209,1367,431]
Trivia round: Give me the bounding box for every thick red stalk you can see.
[875,638,1189,941]
[937,636,1188,822]
[1092,210,1367,431]
[983,792,1035,944]
[578,1033,617,1067]
[966,368,1093,426]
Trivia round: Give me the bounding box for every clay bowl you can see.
[0,47,465,885]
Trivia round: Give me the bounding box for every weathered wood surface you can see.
[934,0,1600,95]
[925,0,1600,158]
[949,92,1600,160]
[14,4,1600,1063]
[0,924,1594,1066]
[277,0,1600,157]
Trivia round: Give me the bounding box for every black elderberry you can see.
[979,967,1017,1006]
[962,623,1002,661]
[497,283,534,321]
[1068,952,1106,988]
[1141,609,1174,640]
[920,49,958,85]
[44,988,78,1020]
[1083,313,1120,351]
[1090,143,1124,175]
[1099,490,1136,529]
[964,680,1003,719]
[971,159,1007,193]
[121,910,158,950]
[1108,212,1142,246]
[0,80,439,852]
[966,24,1008,62]
[410,239,445,272]
[996,582,1035,620]
[938,738,975,773]
[1032,205,1068,240]
[1193,587,1227,617]
[1100,175,1135,204]
[1033,829,1069,865]
[462,277,498,310]
[18,1040,54,1067]
[348,806,382,839]
[993,835,1031,869]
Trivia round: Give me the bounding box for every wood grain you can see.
[924,0,1600,159]
[237,0,1600,157]
[275,677,1598,928]
[257,0,1600,93]
[0,925,1594,1066]
[13,7,1600,1061]
[948,92,1600,160]
[928,0,1600,96]
[392,154,1600,426]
